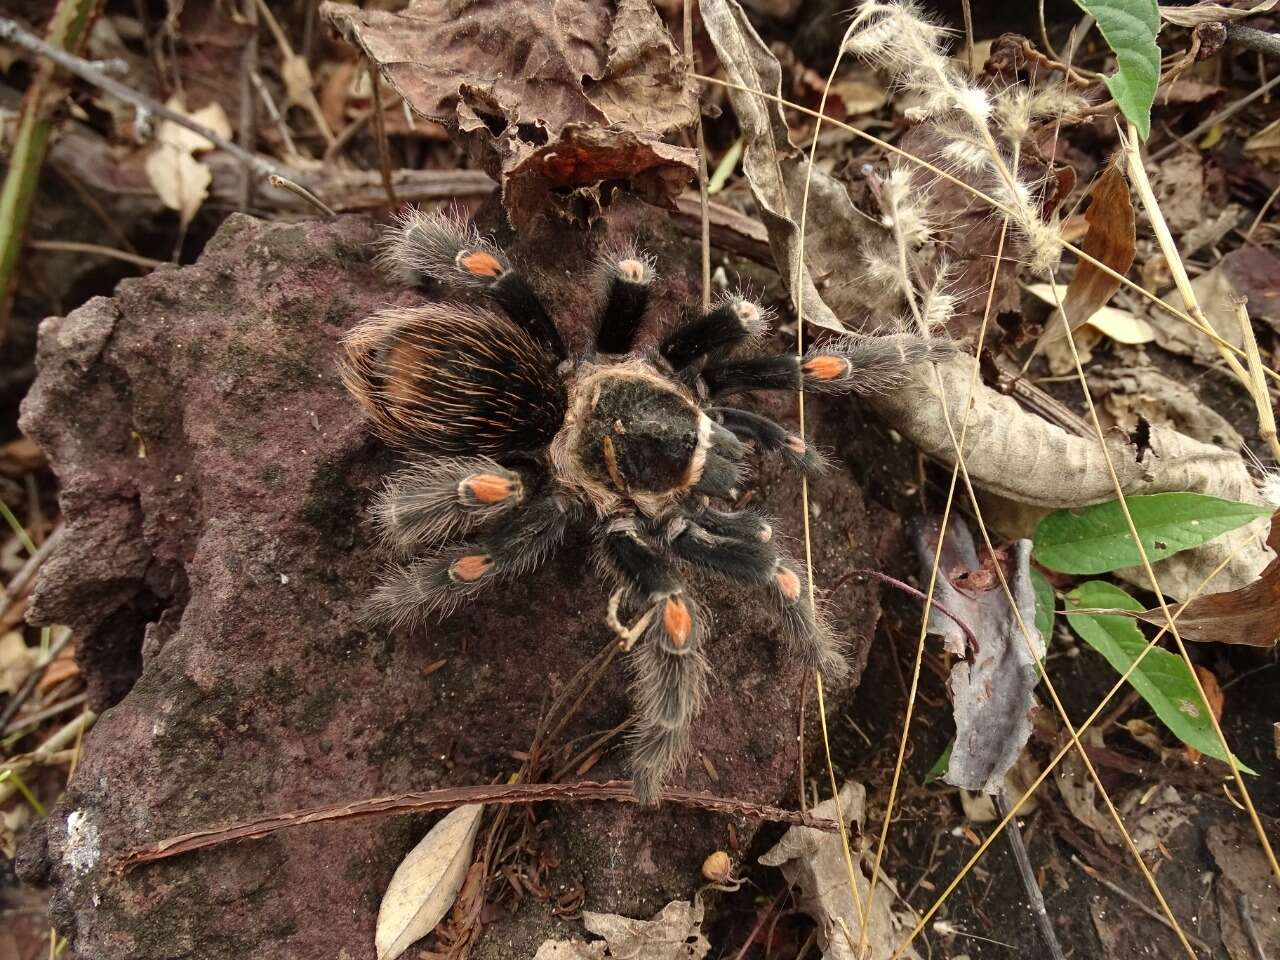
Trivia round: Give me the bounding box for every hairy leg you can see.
[710,407,828,475]
[659,295,769,371]
[363,490,573,627]
[594,250,655,355]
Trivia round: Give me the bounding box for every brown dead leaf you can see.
[759,782,920,960]
[143,97,231,228]
[1208,823,1280,960]
[0,436,45,475]
[1183,666,1222,763]
[1098,367,1243,449]
[1137,510,1280,647]
[0,632,35,695]
[1246,117,1280,165]
[1060,158,1136,334]
[533,898,710,959]
[36,646,79,693]
[1148,152,1205,235]
[320,0,696,226]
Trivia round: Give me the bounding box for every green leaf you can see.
[925,741,952,783]
[1071,0,1161,139]
[1065,581,1254,772]
[1033,493,1271,575]
[1031,568,1056,650]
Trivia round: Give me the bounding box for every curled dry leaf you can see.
[1036,157,1135,352]
[1160,0,1280,26]
[913,517,1042,794]
[1137,510,1280,647]
[689,4,1273,599]
[759,782,921,960]
[375,802,483,960]
[699,0,887,333]
[1097,367,1244,451]
[320,0,697,227]
[1208,823,1280,960]
[533,898,710,960]
[143,97,231,228]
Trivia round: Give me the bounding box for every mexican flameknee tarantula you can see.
[342,210,950,803]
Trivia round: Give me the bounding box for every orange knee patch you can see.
[463,473,519,504]
[663,596,693,648]
[775,566,802,601]
[803,355,850,382]
[785,435,806,455]
[457,250,503,278]
[450,554,492,582]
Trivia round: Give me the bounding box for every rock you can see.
[17,208,893,958]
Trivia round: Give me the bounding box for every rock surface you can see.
[17,208,895,958]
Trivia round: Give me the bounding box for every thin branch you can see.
[1072,856,1214,954]
[1149,72,1280,163]
[683,0,711,310]
[267,175,335,219]
[996,791,1066,960]
[0,16,291,183]
[1226,24,1280,59]
[118,780,838,870]
[27,240,166,270]
[830,567,980,655]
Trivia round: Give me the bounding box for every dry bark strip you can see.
[118,780,838,870]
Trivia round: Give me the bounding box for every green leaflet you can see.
[1071,0,1161,139]
[1065,581,1254,772]
[1033,492,1271,575]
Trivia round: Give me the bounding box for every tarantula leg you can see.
[710,407,829,475]
[660,514,778,583]
[362,491,572,627]
[627,609,710,805]
[659,296,769,371]
[380,208,566,358]
[595,251,655,355]
[371,456,525,555]
[682,503,773,545]
[597,517,703,652]
[703,333,953,397]
[770,558,850,680]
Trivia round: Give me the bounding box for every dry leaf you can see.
[1162,0,1280,26]
[1098,367,1243,450]
[1053,731,1125,846]
[1207,823,1280,960]
[1137,510,1280,647]
[143,97,231,227]
[1183,666,1223,763]
[37,647,79,693]
[0,632,35,695]
[759,782,921,960]
[1245,117,1280,165]
[913,518,1042,794]
[700,0,888,333]
[533,899,710,960]
[320,0,696,227]
[375,803,484,960]
[1056,157,1136,338]
[1027,283,1155,345]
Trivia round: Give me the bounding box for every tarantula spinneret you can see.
[342,209,951,803]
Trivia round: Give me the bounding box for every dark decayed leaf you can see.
[913,517,1043,795]
[1057,156,1136,336]
[1137,509,1280,647]
[699,0,887,333]
[320,0,697,226]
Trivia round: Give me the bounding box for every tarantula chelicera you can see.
[342,210,950,802]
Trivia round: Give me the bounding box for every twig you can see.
[1071,856,1214,954]
[237,0,259,211]
[0,626,74,732]
[368,61,399,207]
[0,1,101,341]
[249,69,298,160]
[1227,24,1280,59]
[1235,296,1280,463]
[0,524,63,624]
[1236,893,1269,960]
[27,241,165,270]
[961,0,975,77]
[267,175,335,219]
[1245,181,1280,242]
[118,780,837,870]
[729,886,789,960]
[0,709,94,805]
[1149,73,1280,162]
[683,0,711,310]
[0,16,290,183]
[830,567,980,656]
[996,791,1065,960]
[3,692,87,737]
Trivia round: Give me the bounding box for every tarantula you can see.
[341,209,950,803]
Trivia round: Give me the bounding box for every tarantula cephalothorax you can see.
[342,209,950,802]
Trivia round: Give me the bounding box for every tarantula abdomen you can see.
[342,209,952,804]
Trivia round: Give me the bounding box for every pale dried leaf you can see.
[759,782,920,960]
[375,802,484,960]
[156,96,232,154]
[1053,732,1125,846]
[145,148,212,227]
[1161,0,1279,27]
[868,354,1272,598]
[1028,283,1155,344]
[1208,823,1280,960]
[914,518,1042,794]
[1125,784,1189,856]
[1245,117,1280,164]
[281,54,316,109]
[700,0,889,333]
[0,631,35,695]
[533,899,709,960]
[1098,368,1243,450]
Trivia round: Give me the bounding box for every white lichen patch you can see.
[64,809,101,877]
